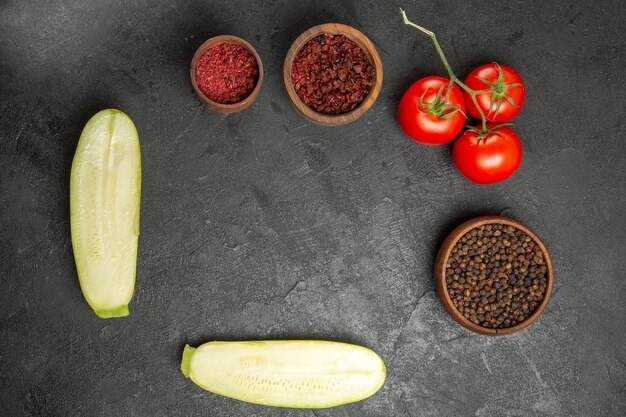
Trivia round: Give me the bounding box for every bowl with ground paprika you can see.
[434,216,554,336]
[284,23,383,125]
[191,35,263,113]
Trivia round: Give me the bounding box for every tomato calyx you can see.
[473,63,523,118]
[464,123,513,141]
[417,81,464,120]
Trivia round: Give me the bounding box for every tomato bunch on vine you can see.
[398,9,527,184]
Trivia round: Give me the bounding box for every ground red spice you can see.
[291,33,374,115]
[195,43,259,104]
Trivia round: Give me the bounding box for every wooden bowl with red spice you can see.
[191,35,263,113]
[434,216,554,336]
[284,24,383,126]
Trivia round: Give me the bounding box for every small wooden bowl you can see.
[283,24,383,126]
[434,216,554,336]
[190,35,264,113]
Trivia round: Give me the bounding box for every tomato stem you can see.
[400,9,489,133]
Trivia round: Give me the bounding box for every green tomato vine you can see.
[400,8,517,135]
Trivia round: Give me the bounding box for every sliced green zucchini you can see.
[181,340,386,408]
[70,109,141,318]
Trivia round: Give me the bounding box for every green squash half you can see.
[181,340,386,408]
[70,109,141,318]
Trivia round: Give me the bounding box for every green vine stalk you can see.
[400,8,493,132]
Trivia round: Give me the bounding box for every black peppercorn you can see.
[445,224,548,329]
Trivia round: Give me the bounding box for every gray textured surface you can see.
[1,0,625,416]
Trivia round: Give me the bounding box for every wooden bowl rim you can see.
[434,215,554,336]
[190,35,264,113]
[283,23,383,126]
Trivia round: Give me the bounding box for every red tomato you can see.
[398,76,466,145]
[452,124,522,184]
[463,64,525,123]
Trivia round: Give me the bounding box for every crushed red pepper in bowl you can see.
[194,43,259,104]
[290,33,375,115]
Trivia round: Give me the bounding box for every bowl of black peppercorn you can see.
[434,216,554,336]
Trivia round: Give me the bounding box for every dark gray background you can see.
[1,0,625,415]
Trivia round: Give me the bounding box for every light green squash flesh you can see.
[70,109,141,318]
[181,340,386,408]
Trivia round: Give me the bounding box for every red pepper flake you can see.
[291,33,375,115]
[195,43,259,104]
